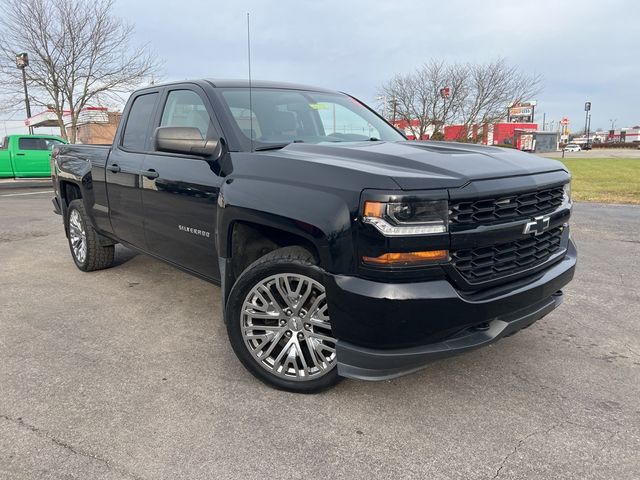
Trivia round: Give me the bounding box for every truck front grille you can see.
[451,226,564,283]
[450,185,564,227]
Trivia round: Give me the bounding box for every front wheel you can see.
[225,247,341,393]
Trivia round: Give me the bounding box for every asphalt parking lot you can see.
[1,187,639,480]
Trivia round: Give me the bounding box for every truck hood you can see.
[270,140,567,190]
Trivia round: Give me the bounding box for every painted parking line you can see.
[0,190,53,197]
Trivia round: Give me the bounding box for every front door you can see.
[140,87,223,280]
[13,137,64,177]
[106,91,159,249]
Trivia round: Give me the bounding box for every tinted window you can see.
[160,90,214,139]
[122,92,158,150]
[19,137,46,150]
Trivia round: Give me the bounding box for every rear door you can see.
[140,86,223,280]
[13,137,52,177]
[106,90,159,248]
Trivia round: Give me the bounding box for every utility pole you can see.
[15,53,34,135]
[440,86,451,137]
[391,98,397,125]
[584,101,591,145]
[375,95,387,120]
[542,112,546,131]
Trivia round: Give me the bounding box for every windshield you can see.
[218,88,405,151]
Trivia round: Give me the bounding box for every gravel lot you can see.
[1,188,639,480]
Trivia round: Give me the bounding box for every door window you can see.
[122,92,158,151]
[160,90,214,139]
[18,137,47,150]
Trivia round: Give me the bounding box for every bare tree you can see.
[380,72,425,140]
[380,60,454,140]
[457,59,542,138]
[379,58,542,142]
[0,0,160,142]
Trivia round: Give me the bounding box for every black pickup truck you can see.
[52,79,576,393]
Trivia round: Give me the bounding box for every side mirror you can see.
[154,127,222,158]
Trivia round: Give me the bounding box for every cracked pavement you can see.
[1,190,639,479]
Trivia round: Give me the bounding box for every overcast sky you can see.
[3,0,638,136]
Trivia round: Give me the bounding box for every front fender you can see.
[217,177,360,274]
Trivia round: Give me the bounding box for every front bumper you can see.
[326,239,577,380]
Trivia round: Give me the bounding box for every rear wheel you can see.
[66,199,115,272]
[225,246,341,393]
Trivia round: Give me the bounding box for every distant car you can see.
[563,144,581,152]
[581,143,593,150]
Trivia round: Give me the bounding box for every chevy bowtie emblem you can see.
[523,215,551,236]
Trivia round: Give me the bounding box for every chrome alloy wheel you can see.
[241,273,337,381]
[68,209,87,264]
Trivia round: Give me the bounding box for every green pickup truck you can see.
[0,134,67,178]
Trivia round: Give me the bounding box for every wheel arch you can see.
[218,213,328,305]
[59,181,83,236]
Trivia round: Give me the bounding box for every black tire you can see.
[65,199,115,272]
[225,246,342,393]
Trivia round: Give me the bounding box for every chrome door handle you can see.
[107,164,121,173]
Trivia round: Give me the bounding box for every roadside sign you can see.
[560,117,569,126]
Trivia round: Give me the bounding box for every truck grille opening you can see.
[451,227,564,283]
[450,185,564,227]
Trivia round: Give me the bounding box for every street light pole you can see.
[16,53,33,134]
[584,101,591,146]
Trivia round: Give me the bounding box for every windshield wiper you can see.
[254,140,304,151]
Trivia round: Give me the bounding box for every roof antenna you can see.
[247,12,254,153]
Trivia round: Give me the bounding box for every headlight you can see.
[362,199,448,236]
[563,182,571,203]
